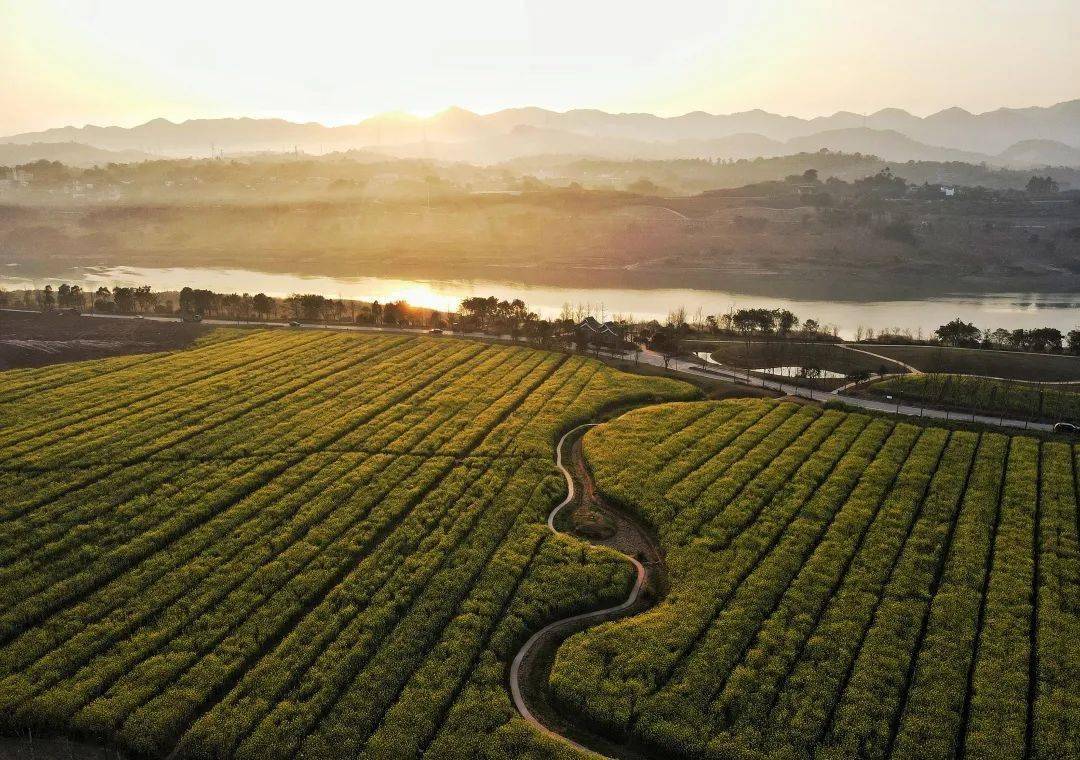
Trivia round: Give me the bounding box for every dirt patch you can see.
[0,736,124,760]
[0,311,210,370]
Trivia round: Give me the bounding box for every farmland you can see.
[869,373,1080,424]
[858,344,1080,381]
[552,399,1079,759]
[0,328,695,759]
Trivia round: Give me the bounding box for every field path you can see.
[510,423,661,759]
[838,344,923,374]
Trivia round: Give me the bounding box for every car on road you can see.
[428,328,443,335]
[289,320,302,327]
[1053,422,1079,434]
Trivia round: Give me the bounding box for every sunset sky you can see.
[2,0,1078,134]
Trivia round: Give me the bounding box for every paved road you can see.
[3,309,1053,432]
[638,349,1054,432]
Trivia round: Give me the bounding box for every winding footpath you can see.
[509,424,655,759]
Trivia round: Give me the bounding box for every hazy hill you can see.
[789,128,1001,163]
[3,100,1079,166]
[0,142,159,167]
[997,139,1080,168]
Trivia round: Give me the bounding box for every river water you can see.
[5,265,1080,340]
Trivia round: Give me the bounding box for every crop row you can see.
[551,398,1077,760]
[872,373,1080,423]
[0,338,500,614]
[0,328,249,407]
[0,340,554,659]
[1,329,695,759]
[552,405,855,737]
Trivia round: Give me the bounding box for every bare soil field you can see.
[0,311,209,370]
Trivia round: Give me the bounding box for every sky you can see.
[2,0,1078,135]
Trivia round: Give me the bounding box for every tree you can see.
[650,327,683,370]
[628,177,661,195]
[1028,327,1063,353]
[1026,175,1059,195]
[459,296,501,332]
[111,287,136,313]
[989,328,1012,348]
[732,308,777,341]
[134,285,158,314]
[382,300,405,325]
[42,285,55,312]
[934,318,981,347]
[179,287,195,316]
[776,309,799,336]
[1068,329,1080,355]
[525,319,555,348]
[252,293,274,320]
[94,286,114,313]
[285,293,327,321]
[855,167,907,199]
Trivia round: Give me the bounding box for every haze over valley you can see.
[4,100,1080,167]
[5,3,1080,760]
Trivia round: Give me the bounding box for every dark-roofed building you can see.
[574,317,624,349]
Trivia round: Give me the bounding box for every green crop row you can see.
[873,372,1080,423]
[548,398,1076,760]
[1032,444,1080,759]
[963,436,1038,760]
[888,433,1008,760]
[0,328,696,759]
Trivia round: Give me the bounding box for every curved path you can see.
[509,424,656,759]
[8,309,1054,431]
[657,349,1053,431]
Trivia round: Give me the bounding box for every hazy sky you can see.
[3,0,1078,134]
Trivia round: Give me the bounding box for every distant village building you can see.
[573,317,624,349]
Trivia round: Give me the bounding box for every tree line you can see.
[933,318,1080,354]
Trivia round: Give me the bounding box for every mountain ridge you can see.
[3,100,1079,167]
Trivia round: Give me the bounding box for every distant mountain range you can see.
[3,100,1080,168]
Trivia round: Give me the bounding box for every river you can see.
[5,264,1080,340]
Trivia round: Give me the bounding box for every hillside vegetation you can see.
[552,399,1078,760]
[0,330,694,759]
